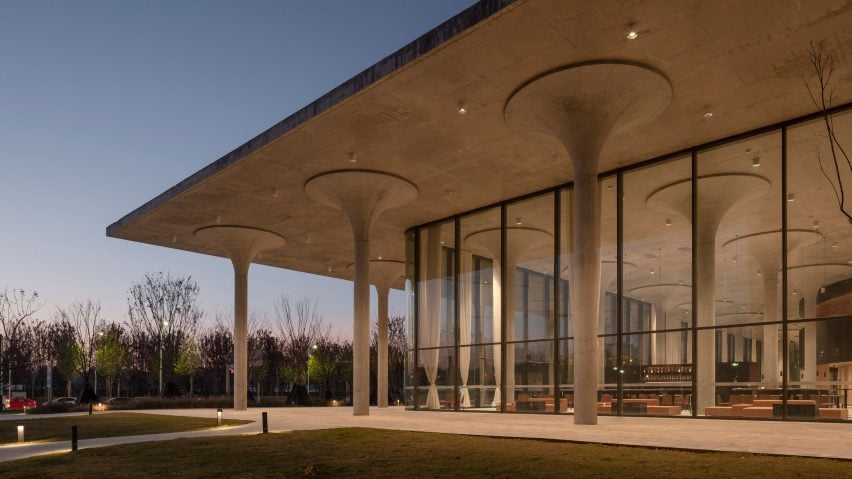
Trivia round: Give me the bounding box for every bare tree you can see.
[54,300,104,396]
[0,288,44,394]
[806,41,852,223]
[127,272,203,390]
[199,318,233,395]
[275,296,330,405]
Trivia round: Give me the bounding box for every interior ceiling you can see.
[107,0,852,293]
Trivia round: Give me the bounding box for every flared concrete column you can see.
[648,174,769,415]
[466,227,552,405]
[506,61,672,425]
[195,225,286,411]
[306,171,417,416]
[370,259,404,408]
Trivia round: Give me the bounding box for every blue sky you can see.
[0,0,474,337]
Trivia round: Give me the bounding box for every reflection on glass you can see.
[458,345,498,410]
[418,222,455,410]
[416,347,454,410]
[507,340,554,413]
[461,207,502,408]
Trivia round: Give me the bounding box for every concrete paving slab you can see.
[0,407,849,464]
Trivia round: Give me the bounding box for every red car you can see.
[4,397,37,410]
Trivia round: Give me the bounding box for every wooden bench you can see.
[647,405,682,416]
[818,408,848,419]
[705,406,737,417]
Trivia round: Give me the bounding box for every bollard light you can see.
[217,408,223,426]
[17,425,24,443]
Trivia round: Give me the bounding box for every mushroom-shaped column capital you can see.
[305,169,418,237]
[195,225,287,273]
[505,61,671,171]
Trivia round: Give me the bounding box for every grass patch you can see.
[0,413,248,444]
[0,427,848,478]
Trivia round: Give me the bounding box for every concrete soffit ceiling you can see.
[107,0,852,289]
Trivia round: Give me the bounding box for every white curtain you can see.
[492,261,502,407]
[459,251,473,408]
[419,225,443,409]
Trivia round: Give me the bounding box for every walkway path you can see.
[0,407,849,463]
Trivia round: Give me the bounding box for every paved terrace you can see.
[0,407,849,463]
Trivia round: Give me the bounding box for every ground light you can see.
[17,425,24,443]
[217,408,223,426]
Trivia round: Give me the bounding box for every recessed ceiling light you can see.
[515,217,523,225]
[703,112,714,119]
[787,193,796,202]
[665,218,672,226]
[757,271,762,276]
[458,102,468,115]
[348,153,357,163]
[812,220,820,229]
[832,242,838,248]
[378,255,383,260]
[626,24,638,40]
[327,266,333,272]
[752,157,760,167]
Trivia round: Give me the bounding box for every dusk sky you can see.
[0,0,474,338]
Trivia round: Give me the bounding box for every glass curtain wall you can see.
[415,221,455,410]
[786,110,852,420]
[459,207,501,410]
[696,132,783,418]
[408,107,852,422]
[623,157,693,416]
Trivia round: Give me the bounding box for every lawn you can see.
[0,427,848,478]
[0,413,248,444]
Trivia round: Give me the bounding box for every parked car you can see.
[5,397,38,410]
[48,397,78,406]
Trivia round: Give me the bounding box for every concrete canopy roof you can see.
[107,0,852,287]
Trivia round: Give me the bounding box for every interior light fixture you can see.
[665,218,672,226]
[458,102,468,115]
[626,24,638,40]
[787,193,796,202]
[515,217,523,225]
[215,215,221,224]
[171,236,177,243]
[752,157,760,167]
[649,270,655,275]
[348,153,357,163]
[812,220,820,229]
[820,286,826,294]
[378,255,383,260]
[832,242,838,248]
[757,271,762,276]
[327,266,333,273]
[703,112,714,119]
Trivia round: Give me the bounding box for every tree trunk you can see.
[66,379,72,398]
[189,375,194,396]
